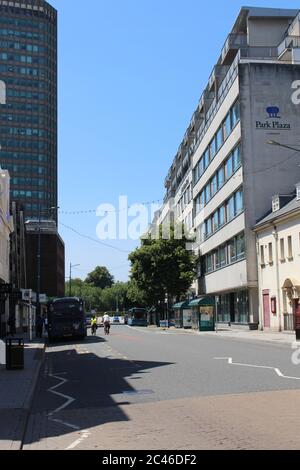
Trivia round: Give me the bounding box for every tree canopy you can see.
[85,266,114,289]
[128,225,196,307]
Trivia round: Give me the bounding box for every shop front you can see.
[188,297,215,332]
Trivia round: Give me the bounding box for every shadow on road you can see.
[22,339,174,447]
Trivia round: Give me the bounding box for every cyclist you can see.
[103,313,111,335]
[91,315,97,335]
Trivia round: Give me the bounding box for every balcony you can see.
[221,33,247,65]
[278,35,300,61]
[239,46,278,60]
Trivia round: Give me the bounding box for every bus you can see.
[47,297,87,341]
[127,308,148,327]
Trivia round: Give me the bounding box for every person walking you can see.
[103,313,111,335]
[7,316,15,337]
[36,315,43,338]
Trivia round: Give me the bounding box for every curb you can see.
[20,341,46,450]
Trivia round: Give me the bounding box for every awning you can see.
[173,301,191,310]
[188,297,215,307]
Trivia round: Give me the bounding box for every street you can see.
[22,325,300,450]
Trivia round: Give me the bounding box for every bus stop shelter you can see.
[188,297,215,331]
[172,301,192,329]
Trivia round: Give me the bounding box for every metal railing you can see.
[221,33,248,62]
[278,35,300,56]
[283,313,294,332]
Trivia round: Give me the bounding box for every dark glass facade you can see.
[0,0,57,220]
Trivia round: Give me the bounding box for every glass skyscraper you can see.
[0,0,57,221]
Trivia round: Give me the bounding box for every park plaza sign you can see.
[256,106,291,130]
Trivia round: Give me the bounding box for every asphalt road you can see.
[23,325,300,450]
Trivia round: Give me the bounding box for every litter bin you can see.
[6,338,24,370]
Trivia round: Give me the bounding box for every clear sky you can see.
[50,0,300,282]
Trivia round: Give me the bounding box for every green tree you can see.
[85,266,114,289]
[128,225,196,307]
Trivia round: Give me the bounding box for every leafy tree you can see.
[85,266,114,289]
[128,225,196,308]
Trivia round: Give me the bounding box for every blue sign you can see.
[266,106,280,119]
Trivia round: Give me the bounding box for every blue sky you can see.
[50,0,300,282]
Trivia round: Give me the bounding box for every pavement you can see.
[0,335,45,450]
[160,325,297,346]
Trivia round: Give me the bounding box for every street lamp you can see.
[69,263,80,297]
[267,140,300,153]
[36,205,59,318]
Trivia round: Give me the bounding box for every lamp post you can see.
[69,263,80,297]
[267,140,300,153]
[36,205,59,318]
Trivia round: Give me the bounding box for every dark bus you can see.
[47,297,87,341]
[128,308,148,327]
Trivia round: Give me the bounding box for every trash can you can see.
[6,338,24,370]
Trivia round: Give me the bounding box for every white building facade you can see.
[254,187,300,333]
[161,7,300,329]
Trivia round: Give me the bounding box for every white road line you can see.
[46,369,92,448]
[214,357,300,380]
[49,417,80,431]
[47,373,76,416]
[65,430,91,450]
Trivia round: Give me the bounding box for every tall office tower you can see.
[0,0,57,221]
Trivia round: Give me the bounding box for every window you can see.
[204,149,210,169]
[280,238,285,261]
[205,184,211,204]
[223,112,231,141]
[215,249,220,269]
[233,146,241,171]
[260,245,265,266]
[212,211,219,232]
[206,218,212,237]
[268,243,273,264]
[216,126,223,151]
[209,138,216,161]
[225,156,233,179]
[227,196,235,221]
[235,188,244,215]
[231,100,240,128]
[219,245,227,267]
[234,290,248,324]
[219,205,225,227]
[211,174,218,196]
[201,232,245,275]
[217,167,225,188]
[236,233,245,260]
[206,253,213,273]
[229,238,237,263]
[288,236,293,259]
[272,196,280,212]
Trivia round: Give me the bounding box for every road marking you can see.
[214,357,300,380]
[50,417,80,431]
[47,373,75,416]
[65,429,91,450]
